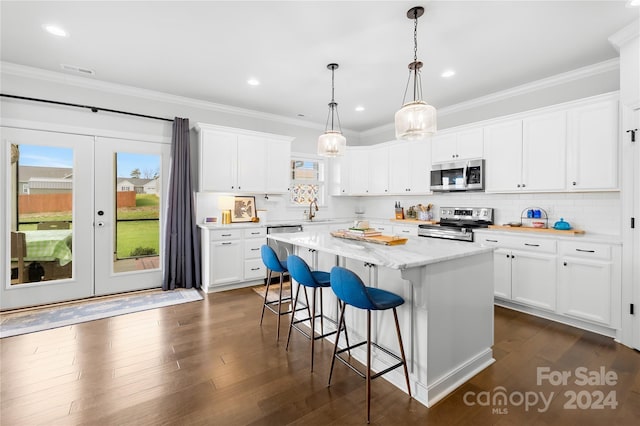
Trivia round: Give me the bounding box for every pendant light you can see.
[395,6,437,140]
[318,63,346,157]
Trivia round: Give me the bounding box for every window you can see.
[290,157,325,206]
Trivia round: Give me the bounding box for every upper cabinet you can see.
[485,93,618,193]
[196,123,293,193]
[368,145,390,194]
[522,110,567,191]
[389,139,430,194]
[431,127,483,163]
[566,98,618,191]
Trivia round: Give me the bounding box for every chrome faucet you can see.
[308,199,319,221]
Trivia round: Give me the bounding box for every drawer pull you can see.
[251,248,259,251]
[221,234,232,237]
[575,249,595,253]
[524,243,540,247]
[251,232,260,235]
[251,267,260,271]
[221,242,232,245]
[486,239,498,242]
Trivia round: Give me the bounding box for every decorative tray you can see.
[330,231,408,246]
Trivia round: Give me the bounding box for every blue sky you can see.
[19,145,160,178]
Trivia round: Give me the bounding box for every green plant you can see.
[129,246,157,257]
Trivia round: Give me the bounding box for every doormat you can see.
[0,288,203,338]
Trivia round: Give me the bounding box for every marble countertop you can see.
[198,218,353,230]
[267,231,493,270]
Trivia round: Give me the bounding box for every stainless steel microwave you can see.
[430,159,485,192]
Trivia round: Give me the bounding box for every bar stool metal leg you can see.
[259,269,273,326]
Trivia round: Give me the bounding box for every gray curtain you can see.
[163,117,201,290]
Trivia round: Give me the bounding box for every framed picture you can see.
[231,196,256,222]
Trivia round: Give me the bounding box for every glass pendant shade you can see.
[317,63,346,157]
[395,100,437,140]
[317,131,346,157]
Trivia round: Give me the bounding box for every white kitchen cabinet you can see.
[388,139,430,194]
[511,249,557,311]
[566,98,618,191]
[485,111,566,192]
[484,119,523,192]
[210,230,243,287]
[348,147,371,195]
[266,138,292,193]
[369,145,390,194]
[237,136,267,192]
[243,228,267,280]
[558,241,620,327]
[431,127,483,163]
[493,248,513,300]
[196,123,293,193]
[522,111,566,191]
[477,233,557,311]
[201,226,270,292]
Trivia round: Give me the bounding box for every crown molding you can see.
[608,19,640,51]
[360,58,620,139]
[0,61,328,132]
[2,58,620,140]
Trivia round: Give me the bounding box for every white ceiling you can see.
[1,1,638,132]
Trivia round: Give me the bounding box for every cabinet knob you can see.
[563,262,567,266]
[517,184,521,188]
[572,181,577,186]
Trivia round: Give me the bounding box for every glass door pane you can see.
[114,152,161,273]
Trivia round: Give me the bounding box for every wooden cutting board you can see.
[488,225,585,235]
[330,231,408,245]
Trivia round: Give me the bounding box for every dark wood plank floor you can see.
[1,287,639,425]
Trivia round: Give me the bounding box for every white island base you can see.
[269,232,495,408]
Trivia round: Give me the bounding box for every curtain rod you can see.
[0,93,174,123]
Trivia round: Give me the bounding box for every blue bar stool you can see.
[328,266,411,424]
[260,244,295,341]
[285,255,340,372]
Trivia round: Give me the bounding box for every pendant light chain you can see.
[412,9,420,102]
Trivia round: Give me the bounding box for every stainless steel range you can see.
[418,207,493,242]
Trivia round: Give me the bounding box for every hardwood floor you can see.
[1,287,639,425]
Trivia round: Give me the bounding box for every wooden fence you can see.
[19,191,136,213]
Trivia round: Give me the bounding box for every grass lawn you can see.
[117,220,160,259]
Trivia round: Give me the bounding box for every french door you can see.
[1,127,169,310]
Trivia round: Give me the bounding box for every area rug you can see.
[0,288,203,338]
[252,281,291,302]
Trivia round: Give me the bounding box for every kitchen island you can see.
[267,231,495,407]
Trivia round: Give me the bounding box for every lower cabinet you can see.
[476,231,621,336]
[201,227,267,292]
[490,237,557,312]
[557,241,619,327]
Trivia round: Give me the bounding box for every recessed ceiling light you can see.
[441,70,456,78]
[247,78,260,86]
[627,0,640,7]
[355,106,365,112]
[43,24,68,37]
